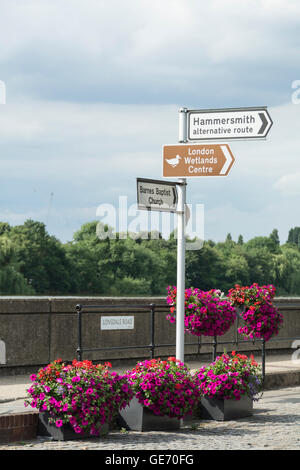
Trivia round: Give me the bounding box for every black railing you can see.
[75,303,201,363]
[76,303,300,382]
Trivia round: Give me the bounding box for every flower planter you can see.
[198,395,253,421]
[118,397,180,432]
[37,412,109,441]
[25,359,133,441]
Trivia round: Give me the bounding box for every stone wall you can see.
[0,296,299,374]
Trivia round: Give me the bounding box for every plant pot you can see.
[37,412,109,441]
[198,395,253,421]
[118,397,181,432]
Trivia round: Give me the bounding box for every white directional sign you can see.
[137,178,178,212]
[188,107,273,141]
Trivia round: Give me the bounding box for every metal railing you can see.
[75,303,300,381]
[75,303,202,362]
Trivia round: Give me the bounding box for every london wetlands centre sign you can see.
[162,143,235,178]
[187,106,273,141]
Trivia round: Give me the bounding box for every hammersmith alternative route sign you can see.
[187,107,273,141]
[163,144,235,178]
[137,177,178,212]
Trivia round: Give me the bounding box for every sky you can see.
[0,0,300,244]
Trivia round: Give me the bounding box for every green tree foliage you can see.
[65,222,177,296]
[1,220,300,296]
[237,234,244,245]
[287,226,300,245]
[0,234,35,294]
[7,220,76,294]
[270,228,280,246]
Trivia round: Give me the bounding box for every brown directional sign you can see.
[163,144,235,178]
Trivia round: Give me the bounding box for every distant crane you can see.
[46,192,54,227]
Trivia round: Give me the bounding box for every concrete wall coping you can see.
[0,296,299,314]
[0,296,299,300]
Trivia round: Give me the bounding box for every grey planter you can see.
[37,412,109,440]
[118,397,181,432]
[199,395,253,421]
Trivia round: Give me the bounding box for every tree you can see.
[287,227,300,245]
[237,234,244,245]
[0,236,35,295]
[270,229,280,246]
[245,235,280,254]
[186,242,227,291]
[9,220,75,294]
[0,222,11,236]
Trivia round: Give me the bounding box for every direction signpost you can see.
[136,105,272,365]
[172,106,272,364]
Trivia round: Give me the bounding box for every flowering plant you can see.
[166,286,236,337]
[228,283,283,341]
[24,359,133,436]
[124,357,200,419]
[194,351,263,401]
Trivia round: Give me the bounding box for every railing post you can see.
[150,303,155,359]
[213,335,217,361]
[262,338,266,383]
[235,309,239,346]
[76,304,82,361]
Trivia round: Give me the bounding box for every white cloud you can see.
[0,1,300,242]
[274,172,300,196]
[0,99,177,145]
[1,0,300,104]
[0,96,299,243]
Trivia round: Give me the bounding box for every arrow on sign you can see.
[219,145,233,175]
[172,187,177,205]
[258,112,269,135]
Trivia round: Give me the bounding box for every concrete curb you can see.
[0,411,38,444]
[263,370,300,390]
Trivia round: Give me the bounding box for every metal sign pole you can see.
[176,108,187,363]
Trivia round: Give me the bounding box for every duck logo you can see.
[165,154,181,168]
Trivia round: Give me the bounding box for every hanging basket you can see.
[166,286,236,337]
